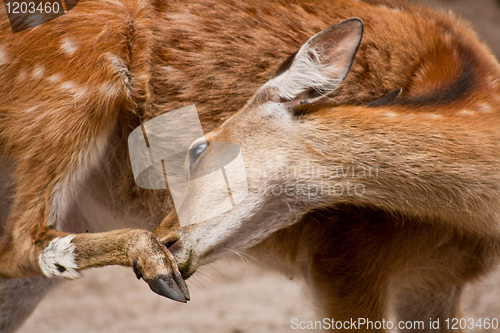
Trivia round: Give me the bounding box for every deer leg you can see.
[309,253,389,333]
[0,215,189,302]
[0,123,188,302]
[154,210,182,246]
[394,286,464,333]
[0,276,58,333]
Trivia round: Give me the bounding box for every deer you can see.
[150,2,500,333]
[0,0,498,332]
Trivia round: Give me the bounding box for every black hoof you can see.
[147,271,190,303]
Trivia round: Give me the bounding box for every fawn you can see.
[0,0,498,332]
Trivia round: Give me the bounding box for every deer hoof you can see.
[146,271,190,303]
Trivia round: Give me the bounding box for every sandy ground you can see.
[17,0,500,332]
[17,260,500,333]
[20,260,320,333]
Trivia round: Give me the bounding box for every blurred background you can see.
[414,0,499,58]
[19,1,500,332]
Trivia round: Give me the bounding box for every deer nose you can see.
[168,239,196,280]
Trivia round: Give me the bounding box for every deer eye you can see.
[189,141,209,169]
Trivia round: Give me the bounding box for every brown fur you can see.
[0,0,499,331]
[248,207,500,331]
[156,1,500,332]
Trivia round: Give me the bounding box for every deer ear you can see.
[265,18,363,104]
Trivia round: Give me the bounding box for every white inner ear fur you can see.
[264,46,343,102]
[262,19,362,103]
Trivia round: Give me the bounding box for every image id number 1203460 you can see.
[4,1,59,14]
[445,318,498,331]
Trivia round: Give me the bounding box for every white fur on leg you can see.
[38,235,80,279]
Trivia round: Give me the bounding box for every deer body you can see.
[159,1,500,332]
[0,0,499,331]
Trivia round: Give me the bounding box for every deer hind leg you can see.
[390,256,466,333]
[392,286,463,333]
[296,212,391,333]
[298,208,479,333]
[309,249,389,333]
[0,164,59,333]
[387,220,500,333]
[0,277,58,333]
[389,238,495,333]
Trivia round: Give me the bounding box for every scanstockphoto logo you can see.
[2,0,79,32]
[128,105,249,226]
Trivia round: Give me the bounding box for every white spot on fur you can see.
[0,48,7,65]
[457,110,475,116]
[58,81,89,101]
[24,14,46,30]
[38,235,80,279]
[106,53,131,87]
[136,72,150,82]
[378,4,401,13]
[49,134,110,228]
[60,38,78,55]
[32,65,45,80]
[25,106,38,113]
[424,114,442,119]
[98,81,122,98]
[476,103,492,113]
[488,77,498,89]
[381,112,397,118]
[60,81,76,91]
[47,73,63,83]
[73,86,89,101]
